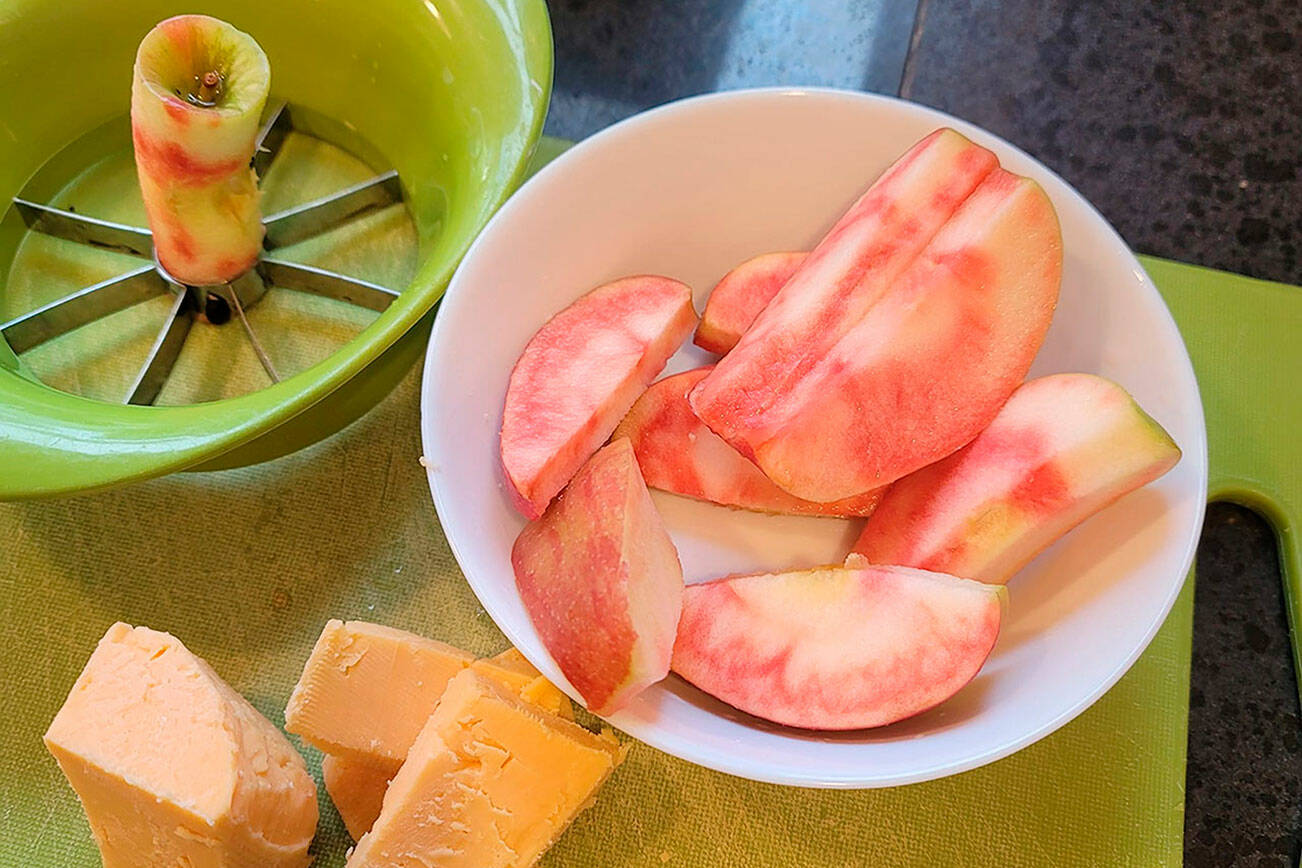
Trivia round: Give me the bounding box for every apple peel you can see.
[851,373,1181,583]
[512,438,684,715]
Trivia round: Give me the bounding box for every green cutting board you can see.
[1142,257,1302,698]
[1,146,1299,866]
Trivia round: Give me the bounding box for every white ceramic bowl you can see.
[420,88,1207,787]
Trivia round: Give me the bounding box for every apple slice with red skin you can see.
[851,373,1181,583]
[693,161,1062,503]
[672,558,1002,730]
[688,129,1000,490]
[614,366,884,517]
[695,252,807,354]
[513,438,684,716]
[501,275,697,519]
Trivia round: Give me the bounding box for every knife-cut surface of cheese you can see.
[320,643,575,842]
[347,669,621,867]
[324,754,392,842]
[44,622,318,868]
[471,647,573,719]
[284,620,474,772]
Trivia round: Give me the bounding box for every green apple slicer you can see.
[0,0,552,499]
[6,102,405,404]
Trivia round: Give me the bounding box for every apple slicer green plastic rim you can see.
[0,0,553,499]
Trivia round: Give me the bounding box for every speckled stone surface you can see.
[900,0,1301,285]
[1189,505,1301,867]
[546,2,1302,862]
[544,0,917,139]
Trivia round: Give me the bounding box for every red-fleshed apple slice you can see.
[695,164,1063,502]
[689,129,998,468]
[672,559,1002,730]
[501,276,697,519]
[512,438,684,715]
[695,252,807,354]
[131,15,270,285]
[614,366,884,517]
[851,373,1181,583]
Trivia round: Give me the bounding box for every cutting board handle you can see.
[1209,482,1302,710]
[1140,255,1302,713]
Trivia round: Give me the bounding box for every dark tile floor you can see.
[545,1,1302,864]
[544,0,915,138]
[1188,504,1300,867]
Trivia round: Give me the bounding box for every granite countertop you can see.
[544,1,1301,864]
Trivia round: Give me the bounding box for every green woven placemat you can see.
[0,357,1194,868]
[6,136,1299,865]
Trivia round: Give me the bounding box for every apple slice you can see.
[672,560,1002,730]
[614,366,884,517]
[501,275,697,519]
[688,129,999,478]
[693,160,1062,502]
[512,438,684,715]
[851,373,1181,583]
[695,252,807,354]
[132,15,270,285]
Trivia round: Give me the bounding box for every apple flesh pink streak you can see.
[694,251,807,355]
[512,438,684,716]
[131,15,270,285]
[672,560,1002,730]
[614,366,884,517]
[501,276,697,519]
[744,169,1062,501]
[688,128,998,484]
[692,130,1063,503]
[852,373,1182,584]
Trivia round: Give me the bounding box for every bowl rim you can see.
[421,85,1209,787]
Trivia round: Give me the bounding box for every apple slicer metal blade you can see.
[0,100,407,405]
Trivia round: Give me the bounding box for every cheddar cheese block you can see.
[44,623,318,868]
[291,625,576,841]
[470,647,573,719]
[322,659,571,843]
[284,620,475,773]
[323,754,392,842]
[347,669,622,867]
